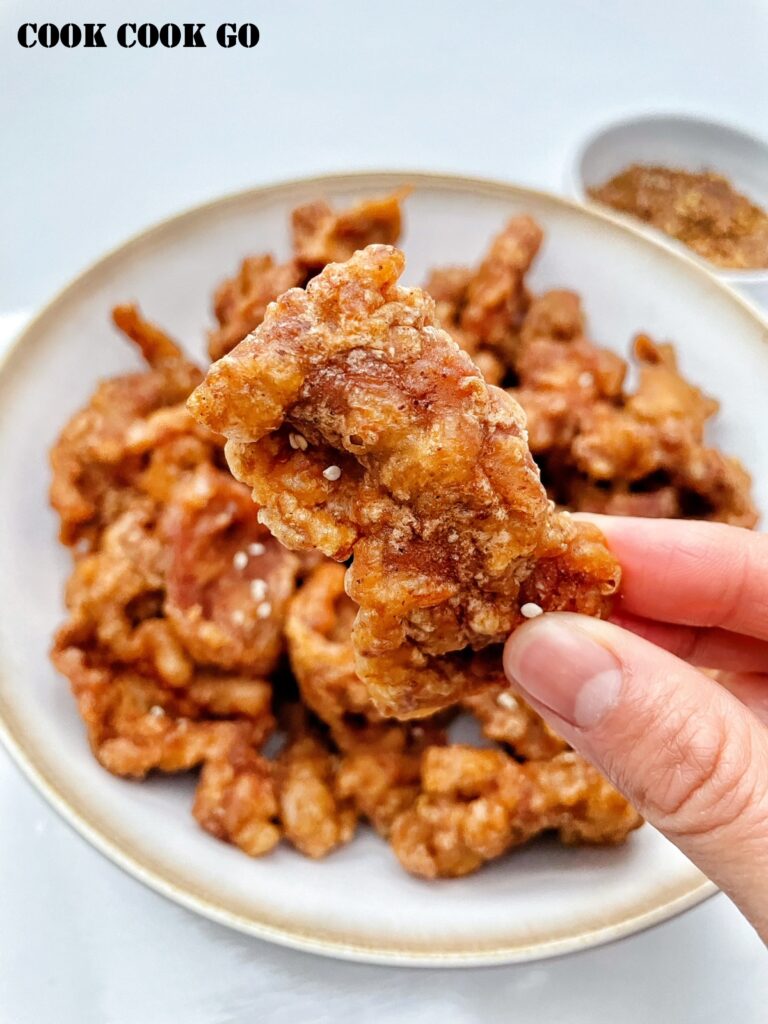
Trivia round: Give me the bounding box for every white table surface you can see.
[1,1,766,1019]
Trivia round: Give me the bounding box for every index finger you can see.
[577,515,768,642]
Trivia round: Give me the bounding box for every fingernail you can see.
[503,614,623,729]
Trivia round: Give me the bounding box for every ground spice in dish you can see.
[589,164,768,269]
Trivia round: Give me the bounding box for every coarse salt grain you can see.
[256,601,272,619]
[233,551,248,571]
[248,542,266,557]
[520,602,544,619]
[496,691,519,711]
[323,465,342,481]
[148,705,165,718]
[289,432,308,451]
[250,579,268,602]
[231,609,246,626]
[578,371,595,388]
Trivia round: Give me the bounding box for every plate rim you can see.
[3,168,762,966]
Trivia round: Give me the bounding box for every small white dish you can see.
[571,113,768,306]
[2,172,768,966]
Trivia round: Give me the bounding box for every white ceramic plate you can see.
[1,172,767,967]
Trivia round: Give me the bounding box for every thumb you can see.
[504,612,768,940]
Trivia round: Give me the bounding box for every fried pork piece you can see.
[50,305,204,548]
[276,726,358,858]
[126,404,221,506]
[55,466,300,691]
[462,684,567,761]
[208,255,304,362]
[423,216,543,384]
[423,266,506,385]
[291,190,405,272]
[51,641,274,778]
[161,463,300,675]
[285,561,446,836]
[557,338,754,525]
[206,191,406,362]
[571,335,719,481]
[285,560,447,769]
[458,215,543,363]
[189,245,620,718]
[513,290,627,452]
[336,724,433,837]
[56,500,195,687]
[194,737,281,856]
[510,296,757,526]
[390,747,642,878]
[285,561,384,742]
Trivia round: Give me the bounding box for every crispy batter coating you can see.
[428,222,756,528]
[194,738,281,856]
[390,747,642,878]
[514,322,757,526]
[62,199,768,876]
[49,314,300,860]
[423,265,506,386]
[206,191,406,362]
[52,641,273,778]
[285,561,385,741]
[458,215,542,365]
[291,191,405,272]
[276,727,358,858]
[462,684,567,761]
[337,726,428,837]
[285,560,448,794]
[54,464,301,690]
[161,464,300,675]
[56,501,195,686]
[513,290,627,453]
[189,245,620,718]
[423,216,543,385]
[208,255,304,362]
[50,305,204,549]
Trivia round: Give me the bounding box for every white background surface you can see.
[1,1,766,1020]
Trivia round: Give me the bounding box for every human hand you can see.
[503,516,768,941]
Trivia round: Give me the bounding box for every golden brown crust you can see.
[458,215,543,364]
[462,684,568,761]
[206,191,406,362]
[291,190,406,272]
[52,641,274,779]
[208,255,304,362]
[423,265,506,386]
[514,326,757,526]
[161,464,300,676]
[193,739,281,857]
[390,747,642,878]
[284,561,384,741]
[62,199,768,875]
[337,730,426,838]
[50,306,205,549]
[189,245,620,718]
[275,729,358,858]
